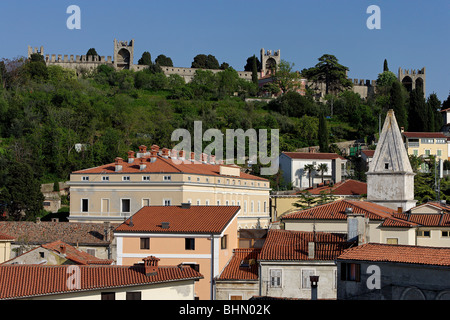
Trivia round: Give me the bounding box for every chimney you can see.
[397,207,403,214]
[179,150,186,161]
[308,242,315,259]
[332,157,342,184]
[151,145,160,153]
[162,148,169,159]
[129,216,134,227]
[36,217,41,224]
[210,155,216,164]
[139,145,147,154]
[59,244,66,255]
[127,150,135,163]
[51,218,59,223]
[347,211,369,244]
[310,275,319,300]
[190,152,196,162]
[150,150,158,162]
[103,221,111,242]
[171,149,178,160]
[115,157,123,172]
[139,157,147,171]
[143,256,160,276]
[201,153,208,163]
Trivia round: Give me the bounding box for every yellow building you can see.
[0,233,14,264]
[69,145,271,229]
[402,131,449,161]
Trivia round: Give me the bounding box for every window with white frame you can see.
[270,269,282,288]
[82,176,89,181]
[121,199,131,213]
[122,176,130,181]
[164,199,171,206]
[81,199,89,213]
[163,175,171,181]
[102,176,109,181]
[142,176,150,181]
[301,269,316,289]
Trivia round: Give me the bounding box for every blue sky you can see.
[0,0,449,101]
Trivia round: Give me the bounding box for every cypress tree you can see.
[318,111,329,152]
[407,89,428,132]
[383,59,389,72]
[251,55,258,85]
[390,81,407,130]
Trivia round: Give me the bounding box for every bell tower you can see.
[260,48,281,77]
[114,39,134,70]
[366,109,417,212]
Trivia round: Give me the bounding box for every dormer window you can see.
[385,163,389,170]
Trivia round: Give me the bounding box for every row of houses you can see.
[2,109,450,300]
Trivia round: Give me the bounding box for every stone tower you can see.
[398,67,426,96]
[114,39,134,70]
[366,109,417,212]
[260,48,281,77]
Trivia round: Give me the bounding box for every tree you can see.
[22,53,48,81]
[219,62,230,70]
[191,54,220,69]
[244,55,261,72]
[383,59,389,72]
[318,112,329,153]
[138,51,152,66]
[442,91,450,110]
[301,54,352,95]
[317,163,328,183]
[427,93,442,132]
[155,54,173,67]
[293,191,319,210]
[0,158,44,221]
[86,48,98,57]
[304,164,316,188]
[408,88,428,132]
[272,60,301,94]
[389,81,408,130]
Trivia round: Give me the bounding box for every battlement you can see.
[398,67,426,76]
[262,49,280,57]
[348,78,377,87]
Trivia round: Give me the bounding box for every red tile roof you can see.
[301,179,367,196]
[0,222,115,246]
[402,132,447,138]
[361,150,375,157]
[259,229,351,261]
[73,153,267,181]
[282,199,395,221]
[0,262,203,300]
[337,243,450,267]
[383,213,450,227]
[115,205,240,234]
[282,152,346,160]
[217,248,260,281]
[0,232,14,241]
[41,240,113,265]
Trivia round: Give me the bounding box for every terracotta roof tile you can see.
[0,232,14,241]
[0,262,203,300]
[361,150,375,157]
[337,243,450,267]
[282,199,395,221]
[403,132,447,138]
[301,179,367,196]
[73,154,267,181]
[0,222,115,246]
[115,205,240,234]
[259,229,352,261]
[217,248,260,281]
[282,152,346,160]
[385,213,450,227]
[41,240,113,265]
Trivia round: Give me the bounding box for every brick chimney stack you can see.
[115,157,123,172]
[139,157,147,171]
[143,256,160,276]
[162,148,169,158]
[127,151,135,163]
[179,150,186,161]
[139,145,147,154]
[150,150,158,163]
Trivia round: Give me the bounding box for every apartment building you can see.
[402,131,449,161]
[114,204,240,300]
[69,145,271,229]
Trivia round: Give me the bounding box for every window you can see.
[185,238,195,250]
[126,292,142,300]
[187,176,191,181]
[206,178,209,183]
[39,252,45,258]
[257,201,261,213]
[122,176,130,181]
[417,230,430,237]
[270,269,282,288]
[425,150,431,157]
[230,295,243,300]
[197,177,200,182]
[205,200,210,206]
[142,176,150,181]
[437,149,442,157]
[101,292,115,300]
[341,263,361,282]
[264,201,267,213]
[442,231,450,237]
[81,199,89,213]
[436,138,446,144]
[217,200,220,205]
[384,163,389,170]
[386,238,398,244]
[140,237,150,250]
[163,175,171,181]
[221,235,228,249]
[251,201,254,213]
[142,199,150,207]
[164,199,171,206]
[301,269,316,289]
[413,149,419,156]
[82,176,89,181]
[244,201,247,213]
[102,176,109,181]
[196,199,201,205]
[121,199,131,213]
[226,200,229,206]
[87,249,96,257]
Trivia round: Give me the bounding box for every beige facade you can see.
[69,171,271,229]
[0,240,12,264]
[115,209,239,300]
[402,132,449,162]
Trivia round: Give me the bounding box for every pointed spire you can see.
[368,109,413,174]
